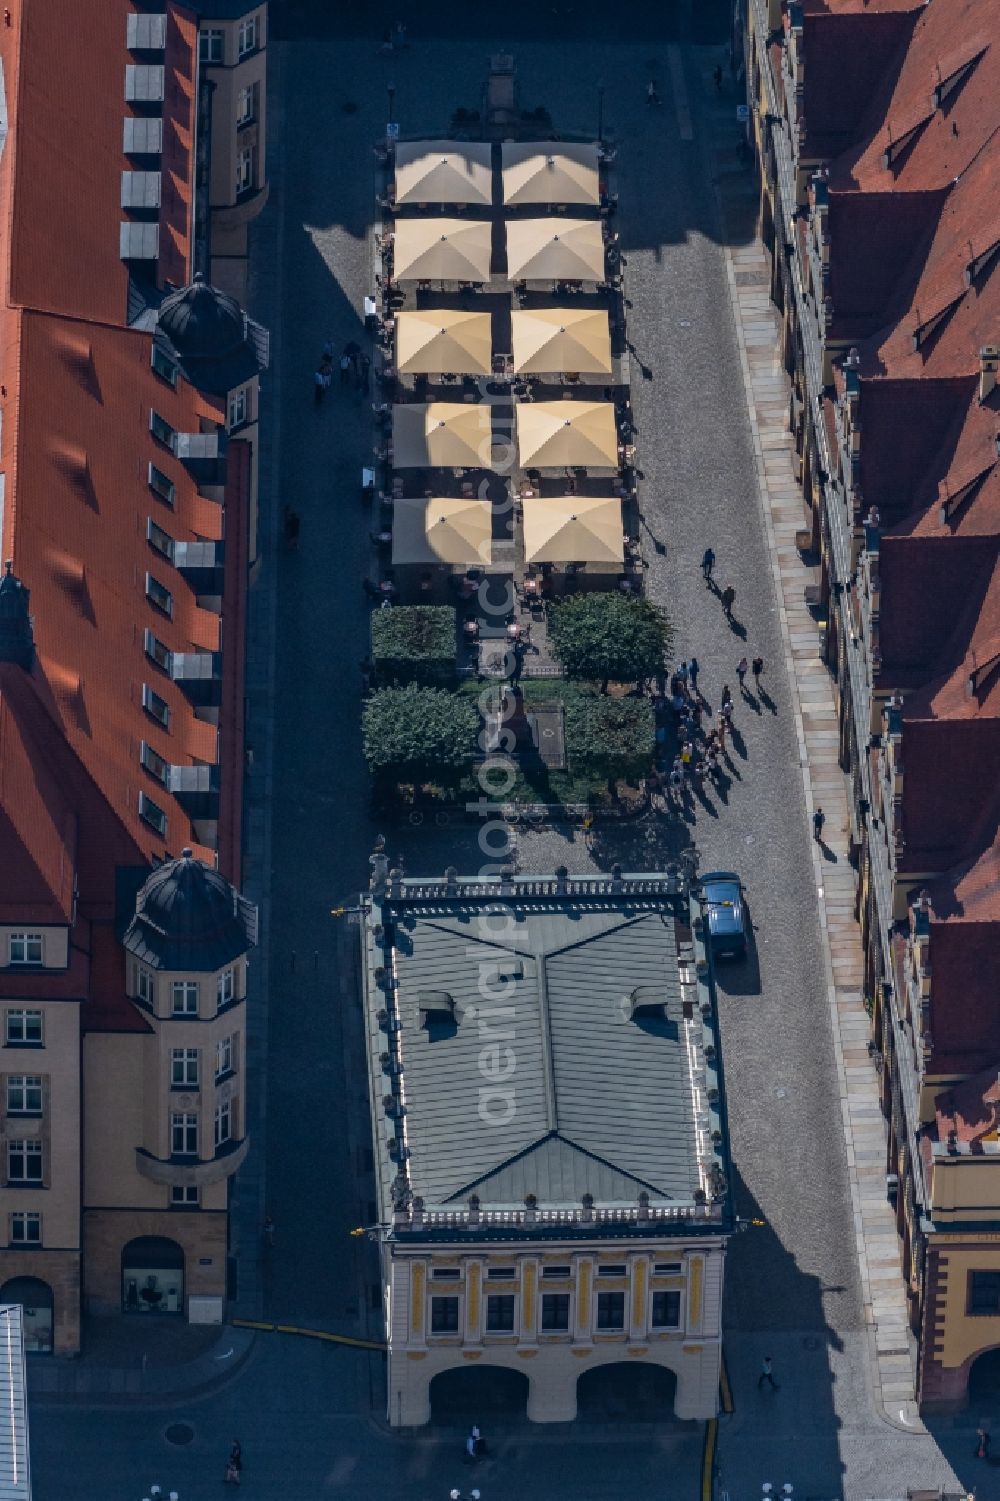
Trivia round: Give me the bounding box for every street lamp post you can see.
[597,82,605,143]
[387,82,396,138]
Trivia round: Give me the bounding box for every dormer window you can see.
[146,573,173,618]
[147,518,175,561]
[8,933,43,966]
[238,16,258,57]
[148,463,176,506]
[150,409,176,448]
[151,345,178,387]
[140,740,170,785]
[138,791,168,836]
[144,628,172,671]
[142,683,171,728]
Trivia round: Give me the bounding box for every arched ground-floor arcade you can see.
[390,1340,719,1426]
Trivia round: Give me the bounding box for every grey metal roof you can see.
[380,900,699,1209]
[0,1306,30,1501]
[123,849,257,971]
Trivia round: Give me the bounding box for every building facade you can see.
[0,0,267,1355]
[361,862,733,1425]
[742,0,1000,1409]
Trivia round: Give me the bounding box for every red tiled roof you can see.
[0,665,77,923]
[83,921,152,1034]
[827,188,946,335]
[935,1054,1000,1144]
[877,535,999,685]
[798,6,921,155]
[899,718,1000,871]
[857,376,973,517]
[831,1,1000,194]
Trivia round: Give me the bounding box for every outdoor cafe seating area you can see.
[365,132,643,670]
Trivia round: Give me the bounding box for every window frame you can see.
[430,1295,460,1334]
[5,1009,43,1046]
[144,628,172,672]
[485,1293,516,1333]
[145,572,174,619]
[968,1270,1000,1317]
[541,1292,570,1331]
[596,1290,625,1331]
[6,1075,43,1115]
[217,967,235,1009]
[137,968,154,1007]
[170,1047,199,1088]
[650,1289,682,1329]
[9,933,43,966]
[171,1112,199,1156]
[151,345,178,387]
[138,791,168,836]
[149,409,176,448]
[148,462,176,507]
[142,683,172,729]
[236,83,257,127]
[228,387,248,430]
[214,1098,233,1149]
[140,740,170,785]
[146,518,175,562]
[215,1035,234,1081]
[237,16,258,57]
[171,1184,200,1207]
[199,27,224,64]
[171,981,199,1017]
[236,146,256,196]
[7,1138,43,1183]
[11,1210,41,1245]
[541,1264,572,1279]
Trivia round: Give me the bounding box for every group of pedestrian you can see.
[736,654,766,696]
[314,339,369,404]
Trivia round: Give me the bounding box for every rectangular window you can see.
[653,1262,683,1275]
[171,981,199,1016]
[214,1099,232,1148]
[144,628,172,671]
[431,1267,461,1281]
[486,1267,516,1281]
[8,934,43,966]
[199,28,223,63]
[237,17,257,56]
[651,1290,681,1328]
[542,1265,571,1279]
[171,1048,199,1088]
[142,683,171,728]
[149,410,176,447]
[599,1264,627,1278]
[5,1010,43,1045]
[228,388,248,429]
[541,1293,570,1331]
[969,1271,1000,1316]
[430,1296,459,1333]
[7,1139,42,1182]
[137,969,154,1006]
[138,791,168,836]
[11,1211,41,1244]
[215,1036,234,1080]
[171,1184,199,1206]
[236,83,257,126]
[6,1076,43,1114]
[171,1112,198,1156]
[486,1294,515,1332]
[148,462,176,506]
[147,518,175,561]
[596,1291,625,1331]
[140,740,170,785]
[151,345,178,387]
[145,573,173,618]
[236,146,255,195]
[216,968,235,1009]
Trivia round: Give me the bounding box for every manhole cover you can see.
[165,1423,195,1446]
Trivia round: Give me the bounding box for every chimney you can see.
[980,346,999,404]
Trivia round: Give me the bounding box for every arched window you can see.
[0,1276,54,1353]
[121,1235,184,1314]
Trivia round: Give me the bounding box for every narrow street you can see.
[27,9,986,1500]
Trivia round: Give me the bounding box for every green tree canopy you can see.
[362,684,477,782]
[548,593,672,690]
[370,605,457,685]
[565,693,655,784]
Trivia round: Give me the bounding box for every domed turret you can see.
[154,274,262,395]
[123,848,256,971]
[0,562,34,670]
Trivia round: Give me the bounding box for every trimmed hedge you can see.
[548,593,672,690]
[370,605,457,685]
[362,684,478,782]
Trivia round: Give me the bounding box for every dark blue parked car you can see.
[700,871,750,961]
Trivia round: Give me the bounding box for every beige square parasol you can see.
[392,218,492,282]
[510,307,612,374]
[522,495,623,564]
[394,140,493,205]
[392,403,494,468]
[506,218,605,281]
[395,309,493,374]
[392,497,493,566]
[515,400,618,469]
[501,142,600,206]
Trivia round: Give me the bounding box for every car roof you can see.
[701,871,741,885]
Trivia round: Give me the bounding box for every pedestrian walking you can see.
[752,655,764,689]
[225,1439,243,1485]
[721,684,734,718]
[737,656,749,690]
[976,1425,991,1460]
[677,659,689,688]
[713,63,723,91]
[646,79,662,106]
[721,584,736,619]
[716,714,727,747]
[339,352,352,388]
[669,765,684,802]
[688,656,700,695]
[313,368,326,404]
[758,1356,779,1391]
[813,807,825,842]
[701,547,716,583]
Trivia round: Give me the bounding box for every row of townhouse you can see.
[740,0,1000,1409]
